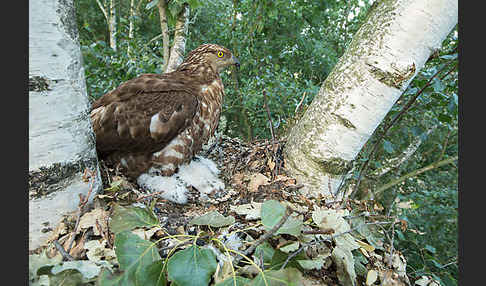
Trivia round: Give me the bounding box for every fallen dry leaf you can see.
[248,173,270,192]
[78,208,109,236]
[230,203,262,220]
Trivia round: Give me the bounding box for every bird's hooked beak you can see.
[232,55,240,70]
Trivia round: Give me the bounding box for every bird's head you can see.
[178,44,240,74]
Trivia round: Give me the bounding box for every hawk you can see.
[90,44,240,203]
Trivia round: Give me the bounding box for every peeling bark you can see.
[283,0,458,201]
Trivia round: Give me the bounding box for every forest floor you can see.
[30,136,422,286]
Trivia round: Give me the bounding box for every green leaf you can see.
[50,260,102,280]
[249,268,303,286]
[215,276,252,286]
[383,140,394,154]
[433,78,445,93]
[189,211,235,227]
[269,249,306,271]
[352,250,368,277]
[254,242,275,265]
[261,200,303,236]
[98,231,162,285]
[110,204,160,234]
[438,113,452,124]
[167,245,217,286]
[439,53,458,60]
[146,0,159,10]
[425,244,436,254]
[137,260,167,286]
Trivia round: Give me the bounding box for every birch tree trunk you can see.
[127,0,136,57]
[283,0,458,201]
[165,3,190,73]
[95,0,117,51]
[157,0,170,72]
[109,0,117,51]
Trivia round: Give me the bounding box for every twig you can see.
[53,240,74,261]
[136,190,166,201]
[235,206,292,265]
[384,219,397,267]
[438,128,453,161]
[375,155,457,195]
[66,170,96,254]
[301,229,334,235]
[280,221,391,270]
[294,92,307,114]
[262,89,276,142]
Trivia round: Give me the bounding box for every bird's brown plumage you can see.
[90,44,239,178]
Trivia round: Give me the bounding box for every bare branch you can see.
[96,0,109,20]
[263,90,276,142]
[375,155,458,195]
[235,206,292,265]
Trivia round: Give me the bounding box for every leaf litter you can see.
[29,136,413,285]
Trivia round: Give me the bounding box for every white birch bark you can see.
[283,0,458,201]
[109,0,117,51]
[127,0,136,57]
[165,3,190,73]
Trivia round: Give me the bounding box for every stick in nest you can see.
[234,206,293,266]
[65,169,96,254]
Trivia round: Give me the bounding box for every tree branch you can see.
[157,0,170,73]
[96,0,109,21]
[234,206,292,266]
[375,155,458,195]
[371,125,437,178]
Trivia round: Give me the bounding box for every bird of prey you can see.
[90,44,240,203]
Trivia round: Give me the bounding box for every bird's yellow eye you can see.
[217,51,224,58]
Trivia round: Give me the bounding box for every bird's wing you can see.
[90,74,198,156]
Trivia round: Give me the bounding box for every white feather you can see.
[137,156,225,204]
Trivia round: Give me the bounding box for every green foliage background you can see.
[75,0,458,284]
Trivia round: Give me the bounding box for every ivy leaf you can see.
[110,204,160,234]
[254,242,275,265]
[189,211,235,227]
[249,268,303,286]
[137,260,167,286]
[98,231,162,285]
[261,200,303,236]
[167,245,217,286]
[215,276,252,286]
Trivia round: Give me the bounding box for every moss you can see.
[333,113,356,130]
[29,158,97,199]
[368,62,416,89]
[317,157,352,176]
